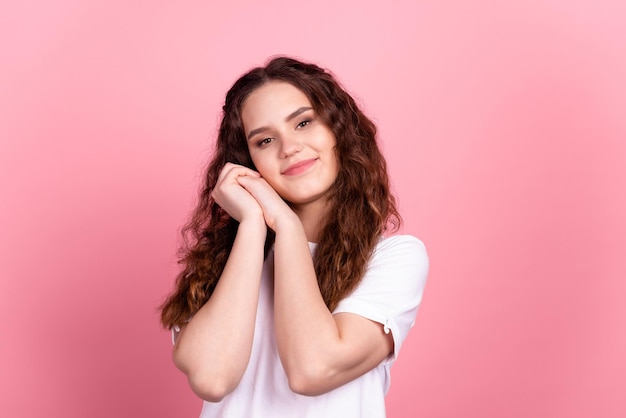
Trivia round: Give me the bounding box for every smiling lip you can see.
[282,158,317,176]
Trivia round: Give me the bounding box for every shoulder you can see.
[369,235,429,272]
[344,234,429,299]
[374,234,427,254]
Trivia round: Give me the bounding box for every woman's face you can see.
[241,81,339,210]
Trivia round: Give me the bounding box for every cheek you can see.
[249,153,272,177]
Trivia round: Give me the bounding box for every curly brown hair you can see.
[160,56,400,329]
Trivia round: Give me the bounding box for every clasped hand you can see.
[211,163,297,231]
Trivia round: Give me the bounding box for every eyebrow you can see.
[246,106,313,141]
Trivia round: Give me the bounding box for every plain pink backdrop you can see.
[1,1,625,417]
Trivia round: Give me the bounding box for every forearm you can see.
[173,218,266,401]
[272,220,346,392]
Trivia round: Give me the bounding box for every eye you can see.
[296,119,311,129]
[257,137,273,147]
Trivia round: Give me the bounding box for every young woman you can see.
[160,56,429,417]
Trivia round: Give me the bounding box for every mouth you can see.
[282,158,318,176]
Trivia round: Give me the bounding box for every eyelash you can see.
[255,119,312,147]
[257,137,273,147]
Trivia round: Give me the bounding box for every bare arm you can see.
[237,176,394,396]
[172,164,267,402]
[272,219,393,395]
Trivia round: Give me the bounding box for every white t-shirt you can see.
[196,234,429,418]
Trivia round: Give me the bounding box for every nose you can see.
[279,133,303,158]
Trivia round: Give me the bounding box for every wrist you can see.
[273,213,303,235]
[238,216,268,240]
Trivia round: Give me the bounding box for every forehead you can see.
[241,81,311,122]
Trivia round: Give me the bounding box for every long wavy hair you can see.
[160,56,400,329]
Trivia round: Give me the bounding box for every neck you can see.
[291,199,329,243]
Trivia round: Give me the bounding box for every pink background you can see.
[1,1,625,417]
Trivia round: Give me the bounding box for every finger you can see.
[236,176,284,207]
[236,176,295,231]
[236,175,270,194]
[217,163,260,184]
[223,162,260,178]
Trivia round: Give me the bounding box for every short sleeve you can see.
[171,325,181,345]
[332,235,429,364]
